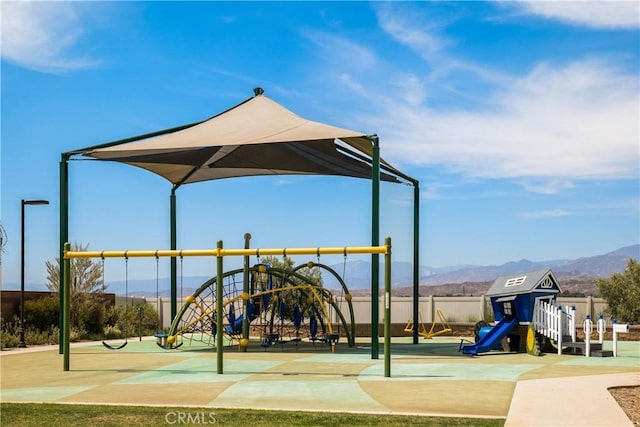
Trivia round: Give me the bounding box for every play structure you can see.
[61,239,394,377]
[404,308,452,339]
[459,269,628,357]
[163,261,356,352]
[460,269,562,356]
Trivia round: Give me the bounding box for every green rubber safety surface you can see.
[210,380,389,412]
[0,386,97,402]
[358,363,541,382]
[1,337,638,419]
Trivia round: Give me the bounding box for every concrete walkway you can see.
[506,371,639,427]
[1,337,638,425]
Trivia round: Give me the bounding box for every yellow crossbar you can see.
[65,246,388,259]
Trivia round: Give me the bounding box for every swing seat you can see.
[260,333,280,348]
[318,333,340,348]
[154,333,169,347]
[267,333,280,345]
[328,333,340,345]
[102,340,128,350]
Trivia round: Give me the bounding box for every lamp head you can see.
[23,199,49,205]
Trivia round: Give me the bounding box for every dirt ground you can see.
[610,386,640,427]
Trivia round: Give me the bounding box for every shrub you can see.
[107,302,160,337]
[1,333,19,349]
[0,318,61,348]
[78,300,105,335]
[466,315,480,323]
[1,319,20,349]
[24,327,56,345]
[103,325,124,340]
[25,296,59,332]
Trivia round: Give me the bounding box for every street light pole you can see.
[18,199,49,348]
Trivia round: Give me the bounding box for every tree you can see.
[260,256,323,286]
[259,256,324,317]
[597,258,640,324]
[46,242,105,328]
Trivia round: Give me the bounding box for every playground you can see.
[4,242,639,425]
[1,335,638,425]
[9,88,630,425]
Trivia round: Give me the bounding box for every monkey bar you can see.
[62,238,393,377]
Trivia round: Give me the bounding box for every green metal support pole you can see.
[413,181,420,345]
[59,157,69,354]
[63,242,71,371]
[170,187,177,323]
[384,237,392,377]
[370,135,380,359]
[216,240,224,374]
[242,233,251,351]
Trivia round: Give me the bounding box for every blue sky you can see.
[1,1,638,287]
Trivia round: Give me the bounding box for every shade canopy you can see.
[60,88,421,353]
[81,89,399,185]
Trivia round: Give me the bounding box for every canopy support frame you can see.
[58,96,420,358]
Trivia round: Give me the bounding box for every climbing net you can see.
[165,263,355,350]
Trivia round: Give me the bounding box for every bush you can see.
[24,327,56,345]
[1,319,20,349]
[25,296,59,332]
[106,302,160,338]
[103,325,124,340]
[0,317,61,348]
[466,315,480,323]
[78,300,105,335]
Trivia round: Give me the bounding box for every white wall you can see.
[146,295,610,329]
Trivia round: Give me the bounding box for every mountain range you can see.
[320,244,639,290]
[7,244,638,297]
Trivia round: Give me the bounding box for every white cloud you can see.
[518,179,574,195]
[523,209,570,218]
[515,0,640,29]
[301,29,376,70]
[374,2,450,61]
[373,3,512,87]
[369,60,638,182]
[1,1,98,73]
[370,4,638,184]
[332,4,640,187]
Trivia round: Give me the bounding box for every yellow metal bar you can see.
[64,245,388,259]
[64,249,219,258]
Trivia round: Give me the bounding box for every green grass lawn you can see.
[1,403,504,426]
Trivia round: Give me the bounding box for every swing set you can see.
[100,252,168,351]
[62,239,393,376]
[100,254,129,350]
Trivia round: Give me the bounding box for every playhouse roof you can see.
[486,269,562,297]
[78,89,401,185]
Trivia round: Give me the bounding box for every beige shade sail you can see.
[82,89,399,185]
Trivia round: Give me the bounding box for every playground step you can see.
[561,341,613,356]
[562,341,603,351]
[591,349,614,357]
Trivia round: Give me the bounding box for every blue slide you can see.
[461,317,519,355]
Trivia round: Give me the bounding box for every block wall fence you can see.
[147,295,611,330]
